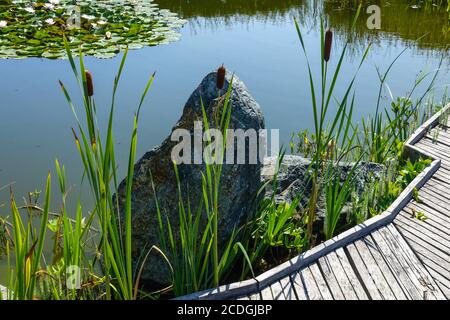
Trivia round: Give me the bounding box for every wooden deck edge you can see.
[405,103,450,147]
[174,278,259,301]
[178,103,450,301]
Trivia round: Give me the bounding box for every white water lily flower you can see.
[97,20,107,25]
[45,18,55,25]
[24,7,35,14]
[44,3,54,10]
[49,0,61,5]
[81,14,96,20]
[0,21,7,28]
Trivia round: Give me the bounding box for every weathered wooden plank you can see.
[422,136,450,151]
[290,271,308,300]
[322,251,359,300]
[403,239,450,292]
[396,212,450,249]
[398,210,450,240]
[300,267,325,300]
[414,142,450,165]
[426,139,450,151]
[431,170,450,184]
[248,293,261,300]
[406,200,450,227]
[370,230,425,300]
[404,199,450,221]
[308,264,333,299]
[414,142,449,161]
[433,279,450,299]
[416,190,450,221]
[397,227,450,272]
[260,285,274,300]
[427,174,450,187]
[269,281,286,300]
[425,131,450,145]
[318,256,346,300]
[362,235,409,299]
[428,125,450,139]
[395,212,450,252]
[420,187,450,220]
[425,132,450,146]
[381,225,444,300]
[407,200,450,229]
[334,248,369,300]
[380,225,439,300]
[416,140,450,157]
[424,179,450,201]
[345,243,383,300]
[353,239,397,299]
[279,276,297,300]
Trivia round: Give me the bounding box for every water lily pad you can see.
[0,0,186,59]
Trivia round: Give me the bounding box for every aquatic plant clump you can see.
[0,0,186,59]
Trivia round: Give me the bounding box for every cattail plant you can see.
[217,64,226,90]
[58,37,156,300]
[85,70,94,97]
[324,29,333,62]
[294,4,366,246]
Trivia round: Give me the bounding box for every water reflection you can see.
[155,0,449,54]
[324,1,449,53]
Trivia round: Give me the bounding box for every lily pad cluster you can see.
[0,0,186,59]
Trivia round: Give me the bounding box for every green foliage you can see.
[397,158,432,188]
[323,164,359,240]
[252,198,306,250]
[349,156,432,226]
[411,208,428,221]
[7,174,50,300]
[239,154,307,279]
[0,0,184,59]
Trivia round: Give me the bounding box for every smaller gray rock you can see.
[261,155,385,218]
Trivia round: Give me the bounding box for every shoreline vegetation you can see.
[1,4,449,300]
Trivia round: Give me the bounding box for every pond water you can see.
[0,0,449,283]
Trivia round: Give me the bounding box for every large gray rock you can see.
[261,155,385,219]
[116,70,265,287]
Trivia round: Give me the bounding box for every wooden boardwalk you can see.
[180,104,450,300]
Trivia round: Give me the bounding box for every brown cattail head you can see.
[217,64,226,90]
[324,28,333,62]
[85,70,94,96]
